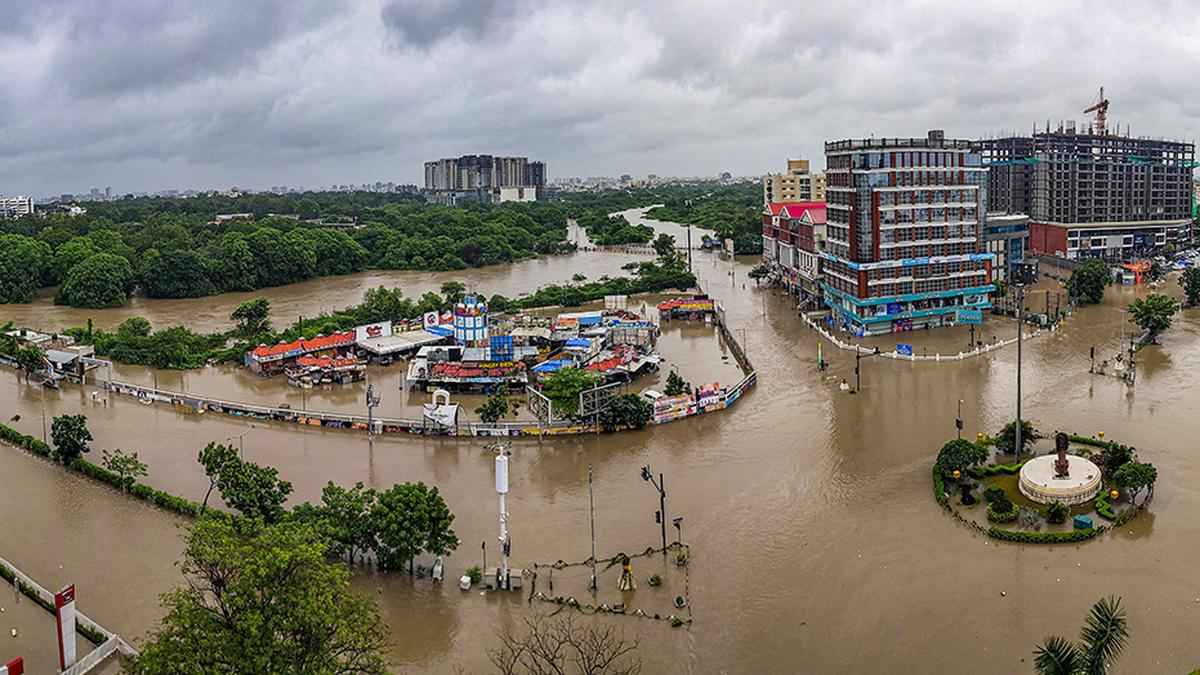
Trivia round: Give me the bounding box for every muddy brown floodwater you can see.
[2,210,1199,673]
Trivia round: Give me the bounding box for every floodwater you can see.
[2,211,1200,673]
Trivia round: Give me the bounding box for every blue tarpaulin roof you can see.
[565,338,591,348]
[425,325,453,337]
[532,359,572,373]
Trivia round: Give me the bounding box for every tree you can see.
[1113,461,1157,505]
[1033,596,1128,675]
[198,442,240,512]
[371,483,429,574]
[50,414,92,464]
[598,394,653,432]
[101,449,148,491]
[488,614,641,675]
[748,263,770,286]
[1066,258,1111,305]
[230,298,272,338]
[215,459,294,523]
[130,517,389,675]
[370,482,458,574]
[1095,443,1134,479]
[652,233,679,267]
[663,370,690,397]
[476,391,510,424]
[934,438,988,476]
[59,252,134,308]
[0,234,52,303]
[995,420,1041,456]
[140,249,216,299]
[440,281,467,306]
[1127,293,1179,343]
[541,368,599,420]
[1180,267,1200,307]
[319,481,379,564]
[15,345,46,383]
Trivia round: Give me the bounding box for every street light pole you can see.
[1015,281,1025,457]
[956,399,963,440]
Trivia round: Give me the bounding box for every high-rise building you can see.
[762,159,815,205]
[978,128,1195,260]
[0,196,33,218]
[423,154,546,205]
[822,131,994,336]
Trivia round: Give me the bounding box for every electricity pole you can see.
[1016,282,1024,457]
[366,383,381,439]
[588,464,598,592]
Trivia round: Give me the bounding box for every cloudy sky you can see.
[2,0,1198,196]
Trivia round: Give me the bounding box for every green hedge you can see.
[932,466,949,508]
[2,422,212,521]
[0,423,52,457]
[969,460,1028,478]
[986,526,1102,544]
[1094,492,1117,520]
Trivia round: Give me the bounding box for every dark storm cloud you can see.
[0,0,1197,196]
[381,0,527,48]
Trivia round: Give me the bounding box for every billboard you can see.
[422,312,439,329]
[896,343,913,356]
[956,308,983,325]
[354,321,392,342]
[55,585,77,670]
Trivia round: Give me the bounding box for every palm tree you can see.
[1033,597,1129,675]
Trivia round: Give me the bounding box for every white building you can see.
[496,186,537,203]
[0,196,33,218]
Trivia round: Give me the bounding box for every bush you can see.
[986,526,1102,544]
[987,502,1018,523]
[1018,508,1043,531]
[466,565,482,585]
[0,423,52,457]
[1045,501,1069,524]
[984,485,1006,503]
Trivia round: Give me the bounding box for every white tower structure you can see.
[495,447,511,590]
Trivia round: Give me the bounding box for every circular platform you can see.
[1019,454,1102,505]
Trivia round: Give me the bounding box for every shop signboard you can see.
[956,308,983,325]
[355,321,392,342]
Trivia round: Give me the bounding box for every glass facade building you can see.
[822,131,995,336]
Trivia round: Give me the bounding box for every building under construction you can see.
[977,89,1196,260]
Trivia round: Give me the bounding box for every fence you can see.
[0,554,137,671]
[801,313,1053,362]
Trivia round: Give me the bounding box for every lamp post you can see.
[640,465,667,553]
[226,425,255,459]
[672,516,684,546]
[955,399,963,440]
[588,464,598,592]
[366,383,381,440]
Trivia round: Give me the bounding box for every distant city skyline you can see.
[2,1,1198,197]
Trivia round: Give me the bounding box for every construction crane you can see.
[1084,87,1109,135]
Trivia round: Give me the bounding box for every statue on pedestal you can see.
[1053,432,1070,478]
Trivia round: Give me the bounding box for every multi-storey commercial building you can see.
[761,201,827,309]
[978,130,1195,260]
[762,159,815,205]
[822,131,994,336]
[983,212,1030,283]
[0,196,33,218]
[812,172,827,202]
[423,155,546,205]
